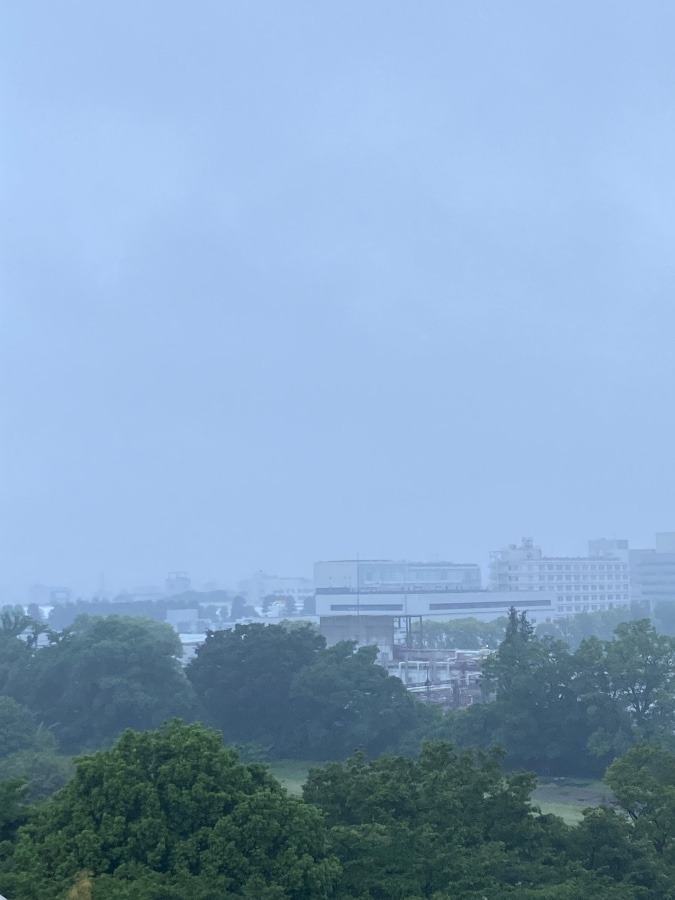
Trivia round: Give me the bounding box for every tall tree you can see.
[289,642,426,759]
[14,616,197,752]
[187,623,324,754]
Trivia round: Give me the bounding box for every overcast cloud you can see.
[2,2,675,597]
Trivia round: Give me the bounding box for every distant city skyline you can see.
[7,529,674,604]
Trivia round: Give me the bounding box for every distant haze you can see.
[2,2,675,598]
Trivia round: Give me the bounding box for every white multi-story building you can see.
[489,537,631,615]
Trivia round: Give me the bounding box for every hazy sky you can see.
[3,2,675,598]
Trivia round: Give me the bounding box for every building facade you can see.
[630,532,675,614]
[489,537,631,615]
[315,559,554,656]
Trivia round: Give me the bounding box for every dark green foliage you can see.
[605,743,675,862]
[0,721,339,900]
[0,628,33,697]
[11,616,198,753]
[0,696,72,802]
[5,727,675,897]
[442,612,675,777]
[187,625,426,759]
[0,696,41,758]
[304,740,649,899]
[0,778,28,844]
[440,609,598,775]
[0,745,74,804]
[187,623,324,752]
[288,642,425,759]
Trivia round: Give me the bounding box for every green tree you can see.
[605,743,675,857]
[572,621,675,761]
[603,620,675,733]
[0,746,74,804]
[187,623,324,754]
[0,696,42,758]
[304,740,581,898]
[0,616,35,696]
[289,642,427,759]
[14,616,197,752]
[446,609,595,774]
[0,721,339,900]
[187,626,426,760]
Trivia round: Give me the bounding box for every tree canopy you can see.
[8,616,197,753]
[186,624,427,759]
[0,721,339,900]
[440,612,675,776]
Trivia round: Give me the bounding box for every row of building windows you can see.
[509,574,628,583]
[506,563,627,572]
[557,593,630,603]
[561,602,629,613]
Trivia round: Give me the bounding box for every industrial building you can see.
[315,558,554,657]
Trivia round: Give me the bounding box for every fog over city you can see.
[3,1,675,600]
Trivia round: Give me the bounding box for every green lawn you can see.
[531,778,614,825]
[267,760,314,796]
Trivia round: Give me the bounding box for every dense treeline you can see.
[44,591,254,632]
[4,606,675,784]
[0,613,429,798]
[439,610,675,776]
[5,608,675,895]
[2,720,675,898]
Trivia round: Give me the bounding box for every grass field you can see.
[267,760,313,796]
[531,778,615,824]
[268,761,614,824]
